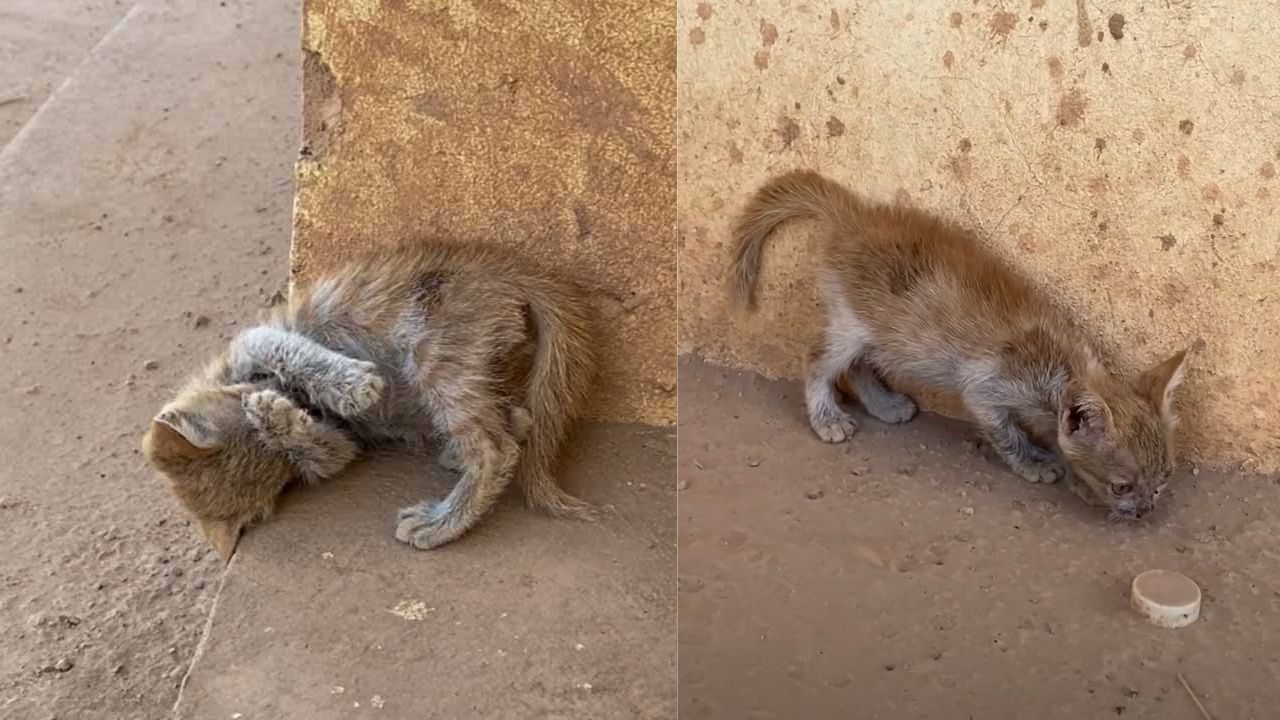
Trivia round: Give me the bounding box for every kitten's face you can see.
[1056,351,1187,521]
[142,384,293,562]
[1060,409,1172,520]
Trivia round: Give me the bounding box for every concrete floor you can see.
[0,0,133,150]
[678,356,1280,720]
[175,425,676,719]
[0,1,299,717]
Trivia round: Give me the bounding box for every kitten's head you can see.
[1056,349,1189,521]
[142,383,293,562]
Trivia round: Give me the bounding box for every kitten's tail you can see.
[729,169,863,309]
[519,279,597,520]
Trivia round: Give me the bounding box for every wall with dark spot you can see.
[294,0,675,423]
[678,1,1279,470]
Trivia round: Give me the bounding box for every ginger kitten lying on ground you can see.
[143,240,595,560]
[730,170,1188,521]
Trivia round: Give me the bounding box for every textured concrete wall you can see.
[294,0,675,423]
[678,1,1279,471]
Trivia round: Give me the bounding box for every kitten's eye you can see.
[1110,483,1132,496]
[248,371,273,384]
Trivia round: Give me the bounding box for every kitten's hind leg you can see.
[850,364,918,424]
[437,406,530,472]
[966,401,1064,484]
[398,406,519,550]
[805,333,864,444]
[436,439,465,472]
[243,389,359,480]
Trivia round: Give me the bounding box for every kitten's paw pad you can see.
[867,395,918,425]
[335,362,385,415]
[244,389,306,428]
[1017,460,1065,484]
[810,415,858,443]
[394,503,465,550]
[243,389,278,416]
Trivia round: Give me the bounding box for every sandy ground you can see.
[174,426,677,720]
[0,0,133,149]
[678,356,1280,720]
[0,1,300,717]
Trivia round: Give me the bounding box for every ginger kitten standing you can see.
[730,170,1188,520]
[143,240,595,559]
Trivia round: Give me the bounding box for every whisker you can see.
[1106,511,1137,525]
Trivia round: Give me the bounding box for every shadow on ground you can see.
[176,424,676,719]
[678,356,1279,720]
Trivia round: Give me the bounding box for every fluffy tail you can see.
[518,277,597,519]
[728,169,863,309]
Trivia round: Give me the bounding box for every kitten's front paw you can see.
[335,361,385,416]
[1065,474,1107,506]
[395,502,466,550]
[1014,458,1065,484]
[810,414,858,443]
[243,388,277,418]
[244,389,308,431]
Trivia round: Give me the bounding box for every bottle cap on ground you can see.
[1130,569,1201,628]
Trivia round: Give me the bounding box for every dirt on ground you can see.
[173,427,677,720]
[0,1,300,717]
[0,1,133,149]
[678,356,1280,720]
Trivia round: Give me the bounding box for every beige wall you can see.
[678,1,1279,471]
[293,0,675,424]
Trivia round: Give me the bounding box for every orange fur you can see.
[143,240,597,558]
[730,170,1189,519]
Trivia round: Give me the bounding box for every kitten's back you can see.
[822,198,1051,357]
[731,171,1079,380]
[283,240,597,516]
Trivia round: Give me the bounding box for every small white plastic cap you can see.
[1130,569,1201,628]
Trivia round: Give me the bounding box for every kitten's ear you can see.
[147,409,219,461]
[197,517,243,564]
[1138,349,1188,425]
[1058,382,1114,446]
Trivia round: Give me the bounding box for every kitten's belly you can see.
[861,310,1004,394]
[866,342,974,392]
